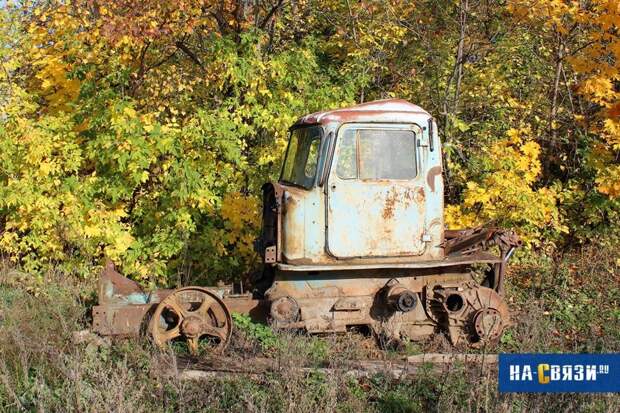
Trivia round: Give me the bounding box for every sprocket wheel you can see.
[149,287,232,355]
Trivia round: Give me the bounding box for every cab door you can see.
[326,124,426,258]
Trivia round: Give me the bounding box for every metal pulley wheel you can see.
[424,282,510,346]
[149,287,232,355]
[473,307,504,343]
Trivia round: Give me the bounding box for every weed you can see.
[232,312,280,353]
[1,245,619,412]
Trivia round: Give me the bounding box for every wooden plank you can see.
[405,353,498,364]
[173,354,498,381]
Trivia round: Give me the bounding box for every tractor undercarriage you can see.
[92,227,520,354]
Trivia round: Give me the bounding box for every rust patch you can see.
[382,188,398,219]
[403,187,415,202]
[427,166,442,192]
[415,187,425,203]
[381,187,425,220]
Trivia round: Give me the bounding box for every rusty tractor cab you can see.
[93,99,521,354]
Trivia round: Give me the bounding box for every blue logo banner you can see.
[499,354,620,393]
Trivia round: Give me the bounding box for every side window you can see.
[334,128,417,180]
[336,129,357,179]
[358,129,416,179]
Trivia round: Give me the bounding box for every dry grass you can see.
[0,245,619,412]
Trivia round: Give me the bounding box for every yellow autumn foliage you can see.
[509,0,620,201]
[220,192,261,263]
[445,128,565,246]
[2,0,620,282]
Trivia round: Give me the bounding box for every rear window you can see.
[335,128,417,180]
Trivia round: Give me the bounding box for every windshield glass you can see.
[280,126,322,189]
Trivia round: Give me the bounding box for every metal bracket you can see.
[265,246,277,263]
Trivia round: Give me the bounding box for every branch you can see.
[260,0,285,29]
[129,41,151,96]
[567,40,597,58]
[210,9,230,35]
[147,49,178,71]
[175,40,203,69]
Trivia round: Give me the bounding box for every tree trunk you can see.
[550,31,564,141]
[442,0,469,140]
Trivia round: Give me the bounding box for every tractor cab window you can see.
[336,128,417,180]
[280,126,322,189]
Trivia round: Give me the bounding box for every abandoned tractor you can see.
[93,99,521,354]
